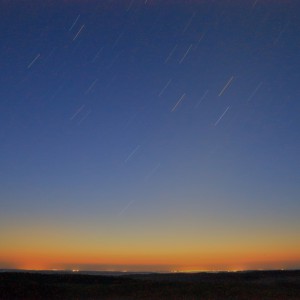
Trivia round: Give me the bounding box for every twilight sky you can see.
[0,0,300,272]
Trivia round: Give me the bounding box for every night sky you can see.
[1,0,300,272]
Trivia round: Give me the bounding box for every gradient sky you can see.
[1,0,300,272]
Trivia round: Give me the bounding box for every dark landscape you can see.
[1,270,300,299]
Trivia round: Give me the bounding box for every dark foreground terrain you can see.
[1,270,300,299]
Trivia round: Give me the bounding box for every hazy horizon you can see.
[2,260,300,273]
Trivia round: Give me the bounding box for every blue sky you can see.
[0,0,300,270]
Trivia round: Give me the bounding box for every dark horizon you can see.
[1,269,300,299]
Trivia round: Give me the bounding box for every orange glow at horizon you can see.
[1,213,300,272]
[2,249,300,272]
